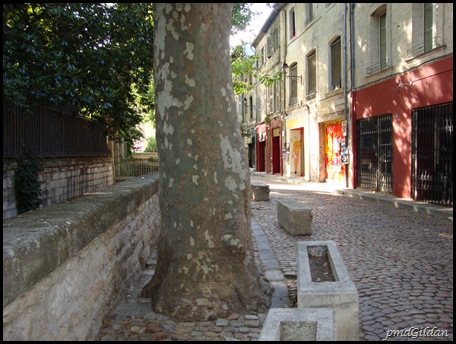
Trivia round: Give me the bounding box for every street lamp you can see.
[282,62,302,84]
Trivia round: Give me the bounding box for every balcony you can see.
[366,60,390,75]
[407,37,444,58]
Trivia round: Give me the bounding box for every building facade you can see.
[240,3,453,206]
[351,3,453,206]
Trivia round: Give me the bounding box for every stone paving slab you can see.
[96,174,453,341]
[250,173,453,342]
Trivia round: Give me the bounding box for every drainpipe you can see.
[349,3,355,189]
[282,6,287,176]
[306,104,311,181]
[343,3,349,188]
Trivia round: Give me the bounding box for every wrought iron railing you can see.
[114,159,159,179]
[407,37,443,57]
[3,98,108,157]
[366,60,390,75]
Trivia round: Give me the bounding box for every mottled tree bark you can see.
[141,3,271,321]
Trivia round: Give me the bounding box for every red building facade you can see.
[256,117,283,175]
[351,56,453,203]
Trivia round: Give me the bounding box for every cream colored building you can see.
[281,3,348,184]
[247,3,350,184]
[245,3,453,205]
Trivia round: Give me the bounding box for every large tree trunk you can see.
[141,3,271,321]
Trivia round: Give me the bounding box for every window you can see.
[249,96,253,120]
[367,5,389,74]
[257,47,265,68]
[423,3,434,52]
[330,37,341,91]
[274,81,280,113]
[267,81,281,113]
[267,84,274,114]
[305,3,314,26]
[256,95,261,122]
[267,26,280,57]
[289,8,296,39]
[306,51,316,99]
[379,11,387,70]
[289,63,298,105]
[409,3,443,57]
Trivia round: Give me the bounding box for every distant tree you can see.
[230,3,282,95]
[144,136,157,152]
[3,3,154,145]
[231,3,254,34]
[231,44,259,95]
[141,3,271,321]
[230,43,284,96]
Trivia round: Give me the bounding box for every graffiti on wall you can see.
[325,121,345,181]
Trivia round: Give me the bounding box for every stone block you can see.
[251,183,270,201]
[258,308,336,341]
[297,241,359,341]
[277,199,312,235]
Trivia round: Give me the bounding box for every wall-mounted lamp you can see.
[397,81,413,88]
[243,97,247,106]
[282,61,302,84]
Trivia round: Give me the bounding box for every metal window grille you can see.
[356,114,393,193]
[412,103,453,207]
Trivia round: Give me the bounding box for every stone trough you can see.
[297,241,359,341]
[258,308,336,341]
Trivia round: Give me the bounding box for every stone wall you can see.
[3,173,160,341]
[3,157,114,220]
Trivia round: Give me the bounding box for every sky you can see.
[230,3,273,51]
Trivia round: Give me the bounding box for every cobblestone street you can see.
[96,174,453,341]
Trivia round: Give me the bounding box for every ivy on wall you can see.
[14,153,43,214]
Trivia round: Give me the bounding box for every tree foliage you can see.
[230,3,282,95]
[3,3,154,145]
[3,3,261,144]
[230,44,284,95]
[230,44,258,95]
[231,3,254,35]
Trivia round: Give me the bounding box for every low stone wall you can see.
[3,173,160,341]
[3,157,114,220]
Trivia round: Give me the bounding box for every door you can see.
[272,135,281,174]
[257,137,266,172]
[412,103,453,207]
[356,114,393,193]
[290,128,304,176]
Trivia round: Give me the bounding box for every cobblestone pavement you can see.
[96,175,453,341]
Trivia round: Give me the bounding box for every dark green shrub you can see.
[14,153,43,214]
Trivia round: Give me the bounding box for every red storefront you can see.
[256,117,283,175]
[351,56,453,201]
[256,123,267,172]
